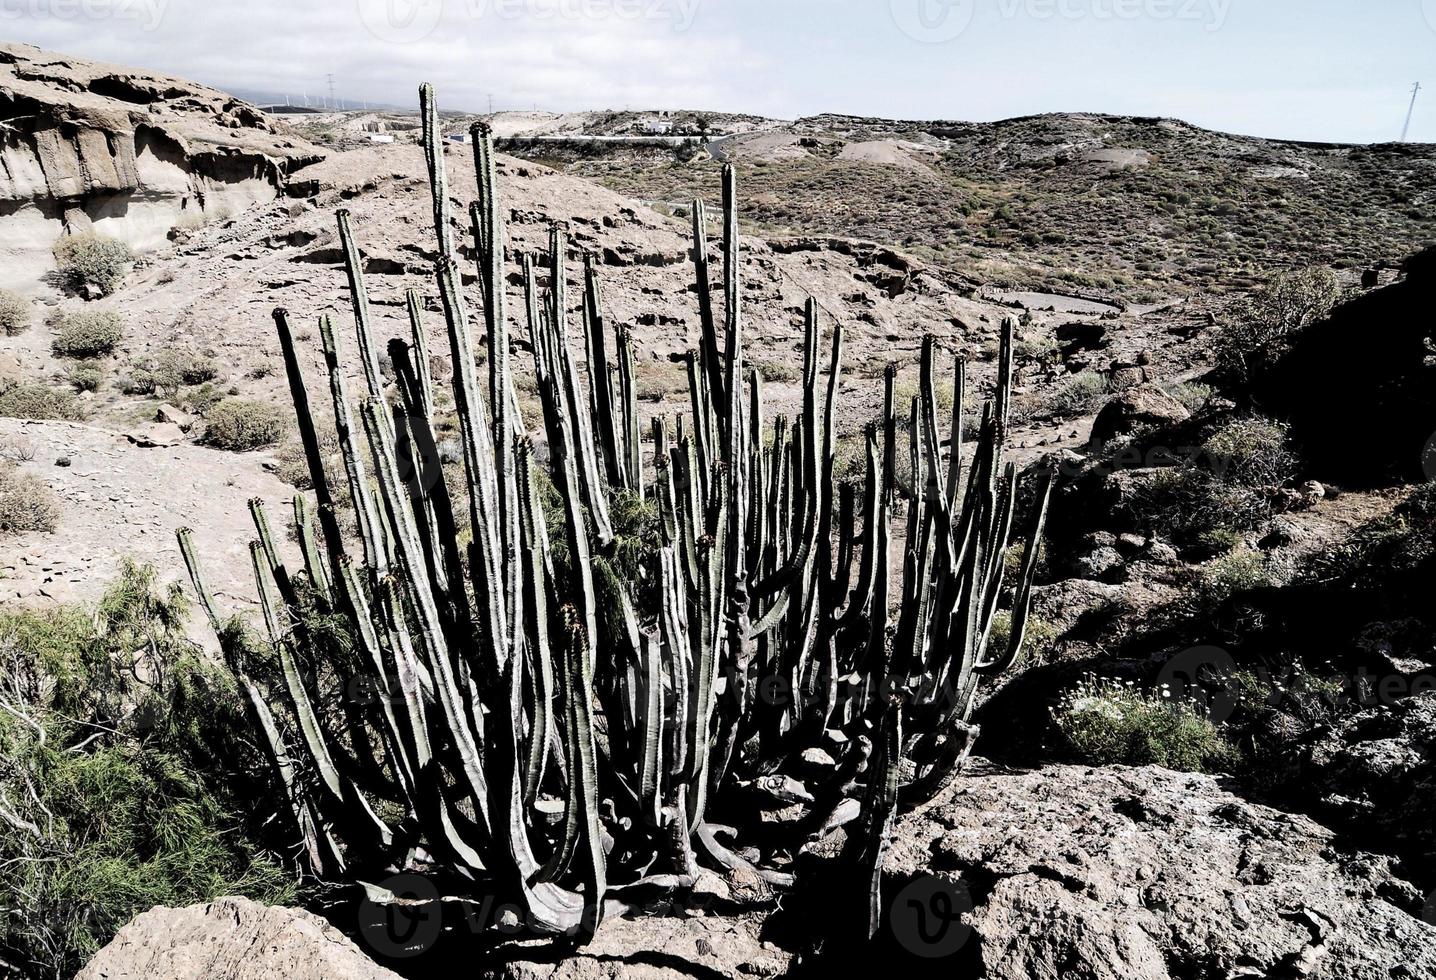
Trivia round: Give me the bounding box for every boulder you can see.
[1073,545,1126,582]
[1089,383,1190,445]
[1055,320,1107,356]
[154,403,196,431]
[77,896,402,980]
[884,762,1436,979]
[1029,577,1126,635]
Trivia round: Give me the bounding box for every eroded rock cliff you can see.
[0,42,323,289]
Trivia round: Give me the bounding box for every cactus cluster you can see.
[178,84,1050,946]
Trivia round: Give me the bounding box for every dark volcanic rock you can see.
[1253,247,1436,485]
[1307,690,1436,873]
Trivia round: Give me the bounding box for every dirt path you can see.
[0,418,300,633]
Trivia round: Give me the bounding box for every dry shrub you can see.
[202,399,286,451]
[0,462,60,532]
[52,233,133,297]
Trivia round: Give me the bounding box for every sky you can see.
[0,0,1431,143]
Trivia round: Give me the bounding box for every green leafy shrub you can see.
[988,609,1059,664]
[893,377,955,416]
[180,382,228,418]
[1163,381,1214,414]
[119,350,220,396]
[752,359,800,384]
[1049,370,1111,416]
[201,398,286,451]
[1192,548,1287,609]
[1223,665,1344,789]
[52,233,133,297]
[1052,673,1237,772]
[1203,416,1296,487]
[51,309,125,358]
[0,563,295,978]
[66,362,103,393]
[1125,467,1268,554]
[0,380,85,421]
[1015,328,1059,365]
[0,462,60,532]
[0,288,32,336]
[1215,268,1342,383]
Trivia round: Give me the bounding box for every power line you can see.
[327,73,337,111]
[1402,82,1421,143]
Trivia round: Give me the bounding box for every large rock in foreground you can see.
[76,896,400,980]
[885,762,1436,979]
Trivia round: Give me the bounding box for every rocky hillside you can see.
[0,42,323,290]
[562,111,1436,299]
[1,125,1214,617]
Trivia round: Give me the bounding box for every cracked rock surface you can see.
[884,761,1436,979]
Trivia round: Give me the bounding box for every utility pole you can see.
[1402,82,1421,142]
[327,73,337,111]
[488,94,494,115]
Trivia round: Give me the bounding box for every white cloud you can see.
[2,0,755,112]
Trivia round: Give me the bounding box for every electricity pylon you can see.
[1402,82,1421,143]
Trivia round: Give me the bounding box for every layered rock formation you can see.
[0,43,323,289]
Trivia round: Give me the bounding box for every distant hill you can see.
[553,110,1436,298]
[222,86,412,114]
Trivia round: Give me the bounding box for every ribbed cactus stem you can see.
[336,211,386,406]
[419,82,454,260]
[272,308,346,580]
